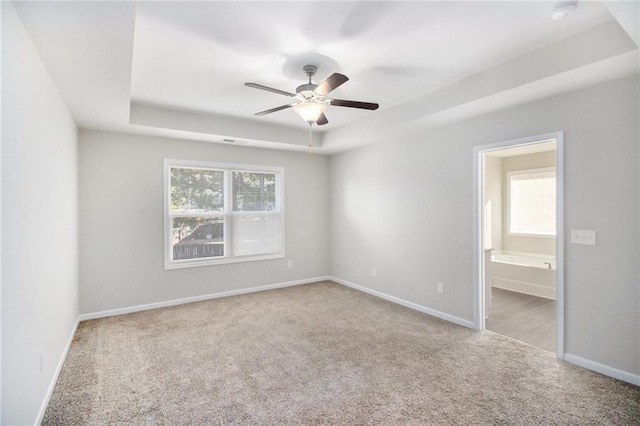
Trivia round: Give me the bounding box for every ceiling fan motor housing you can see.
[296,83,319,96]
[297,64,321,99]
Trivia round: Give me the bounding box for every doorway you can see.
[473,132,564,359]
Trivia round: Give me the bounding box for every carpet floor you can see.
[43,281,640,425]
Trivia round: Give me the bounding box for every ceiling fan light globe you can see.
[552,1,578,20]
[294,101,327,124]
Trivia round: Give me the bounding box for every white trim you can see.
[78,276,330,321]
[330,276,475,329]
[38,276,639,426]
[163,158,285,270]
[564,354,640,387]
[472,149,484,330]
[473,131,565,359]
[34,318,80,426]
[0,1,3,412]
[555,135,565,358]
[165,252,285,270]
[80,275,477,329]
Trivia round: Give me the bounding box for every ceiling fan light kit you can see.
[292,65,328,124]
[294,100,327,124]
[245,64,379,127]
[552,1,578,20]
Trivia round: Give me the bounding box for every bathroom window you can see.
[164,159,284,269]
[508,167,556,237]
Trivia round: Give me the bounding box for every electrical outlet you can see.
[287,260,293,269]
[437,282,445,294]
[371,268,377,277]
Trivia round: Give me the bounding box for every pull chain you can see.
[308,123,313,154]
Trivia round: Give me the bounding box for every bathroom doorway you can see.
[473,133,564,358]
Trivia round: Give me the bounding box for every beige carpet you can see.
[44,281,639,425]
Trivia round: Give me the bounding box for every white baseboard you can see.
[491,277,556,300]
[564,353,640,387]
[78,276,331,321]
[331,277,640,387]
[36,276,639,426]
[329,276,475,329]
[35,317,80,426]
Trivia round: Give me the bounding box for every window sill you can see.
[164,252,285,270]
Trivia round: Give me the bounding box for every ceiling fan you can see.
[245,65,379,126]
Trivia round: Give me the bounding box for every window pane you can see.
[510,171,556,235]
[172,217,224,260]
[232,215,280,256]
[171,167,223,212]
[232,172,276,211]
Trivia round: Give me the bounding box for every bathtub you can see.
[490,250,556,300]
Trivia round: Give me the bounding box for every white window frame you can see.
[507,166,556,238]
[164,159,285,270]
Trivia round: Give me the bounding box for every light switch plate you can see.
[571,229,596,245]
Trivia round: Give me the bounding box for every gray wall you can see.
[4,4,638,419]
[329,75,639,375]
[483,155,502,251]
[2,3,80,424]
[79,130,330,314]
[502,150,557,255]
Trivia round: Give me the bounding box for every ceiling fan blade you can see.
[330,99,379,110]
[245,82,296,97]
[314,73,349,96]
[316,113,329,126]
[255,103,296,116]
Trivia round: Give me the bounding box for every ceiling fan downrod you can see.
[303,64,318,84]
[297,65,320,95]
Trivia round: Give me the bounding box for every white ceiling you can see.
[12,1,640,154]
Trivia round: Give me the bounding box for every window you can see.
[508,167,556,237]
[164,159,284,269]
